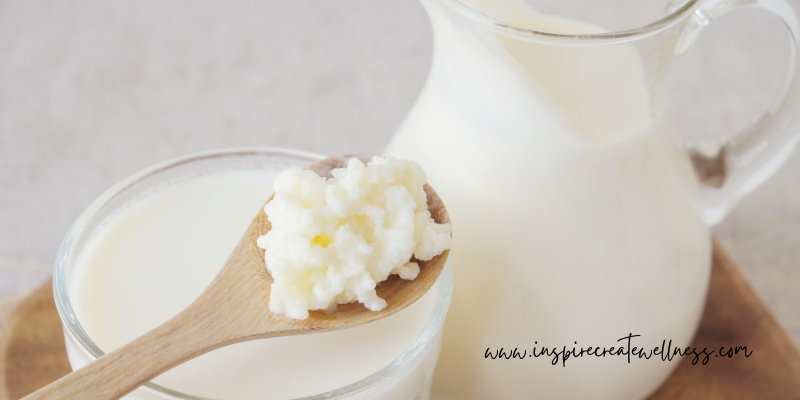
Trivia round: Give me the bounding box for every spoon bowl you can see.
[23,154,450,400]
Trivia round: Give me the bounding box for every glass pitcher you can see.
[384,0,800,399]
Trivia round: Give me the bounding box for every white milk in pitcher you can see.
[67,170,442,400]
[384,0,711,399]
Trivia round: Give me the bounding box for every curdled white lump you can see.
[256,156,452,320]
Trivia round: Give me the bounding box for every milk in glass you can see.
[68,170,442,400]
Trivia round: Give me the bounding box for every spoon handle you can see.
[21,295,236,400]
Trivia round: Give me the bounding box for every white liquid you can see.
[68,170,442,400]
[385,1,711,399]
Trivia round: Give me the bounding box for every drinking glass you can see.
[54,148,454,400]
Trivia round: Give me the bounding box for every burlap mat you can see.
[0,256,51,337]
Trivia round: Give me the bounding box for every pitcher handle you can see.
[678,0,800,225]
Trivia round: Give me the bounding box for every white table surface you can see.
[1,1,798,349]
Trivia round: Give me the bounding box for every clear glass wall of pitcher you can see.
[384,0,800,398]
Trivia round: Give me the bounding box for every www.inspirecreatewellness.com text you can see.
[484,333,753,367]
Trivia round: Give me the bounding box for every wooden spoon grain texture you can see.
[18,154,450,400]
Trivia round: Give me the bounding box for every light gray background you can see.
[1,1,798,348]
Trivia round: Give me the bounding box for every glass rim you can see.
[432,0,701,45]
[53,147,454,400]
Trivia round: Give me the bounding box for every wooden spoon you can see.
[23,154,451,400]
